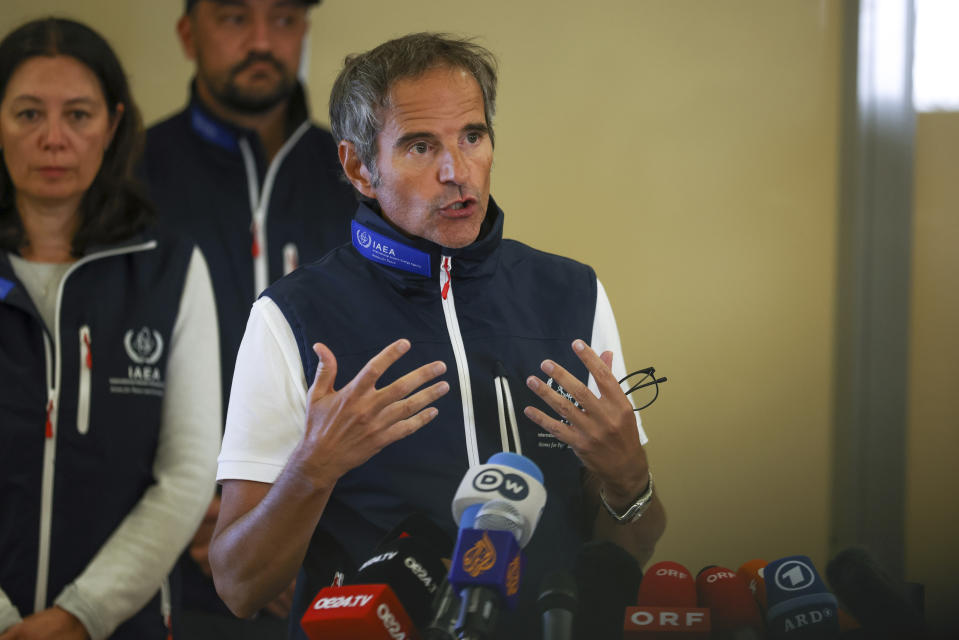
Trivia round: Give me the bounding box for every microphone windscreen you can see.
[572,541,642,640]
[422,577,459,640]
[376,511,454,557]
[736,559,768,613]
[636,561,697,607]
[695,566,764,633]
[538,570,577,640]
[537,569,578,615]
[348,535,446,627]
[300,583,416,640]
[825,547,925,637]
[764,555,839,639]
[450,453,547,535]
[448,528,524,609]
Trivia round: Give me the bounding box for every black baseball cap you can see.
[185,0,321,12]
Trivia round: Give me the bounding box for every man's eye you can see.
[220,13,246,26]
[466,132,480,144]
[273,14,298,28]
[410,142,429,154]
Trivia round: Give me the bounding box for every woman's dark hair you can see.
[0,17,153,256]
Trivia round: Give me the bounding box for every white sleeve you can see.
[217,296,308,484]
[588,278,649,446]
[55,247,221,640]
[0,588,22,632]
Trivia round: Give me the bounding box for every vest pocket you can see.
[77,325,92,435]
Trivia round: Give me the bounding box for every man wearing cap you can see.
[140,1,355,637]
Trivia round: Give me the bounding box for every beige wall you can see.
[1,0,852,609]
[907,112,959,634]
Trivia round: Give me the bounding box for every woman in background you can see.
[0,18,220,640]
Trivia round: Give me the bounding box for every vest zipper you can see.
[36,333,57,613]
[238,121,311,297]
[77,325,92,435]
[440,255,480,467]
[32,240,157,613]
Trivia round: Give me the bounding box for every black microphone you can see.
[826,546,926,639]
[299,513,450,639]
[538,570,577,640]
[423,577,460,640]
[572,540,643,640]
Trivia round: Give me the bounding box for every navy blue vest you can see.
[0,234,193,639]
[266,200,597,637]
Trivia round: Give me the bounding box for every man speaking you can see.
[210,33,666,638]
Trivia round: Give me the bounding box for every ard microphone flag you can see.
[764,555,839,639]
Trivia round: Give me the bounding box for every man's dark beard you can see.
[212,52,297,115]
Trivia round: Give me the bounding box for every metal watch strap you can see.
[600,471,654,524]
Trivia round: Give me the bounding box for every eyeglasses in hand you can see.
[618,367,668,412]
[545,365,667,425]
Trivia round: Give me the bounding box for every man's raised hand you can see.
[293,339,449,487]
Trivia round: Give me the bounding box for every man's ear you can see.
[176,13,197,61]
[338,140,376,199]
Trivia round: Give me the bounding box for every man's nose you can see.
[248,14,272,52]
[438,147,469,184]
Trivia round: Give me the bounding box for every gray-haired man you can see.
[210,33,666,638]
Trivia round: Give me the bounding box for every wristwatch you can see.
[600,472,654,524]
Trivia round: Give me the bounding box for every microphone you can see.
[572,540,642,640]
[537,570,577,640]
[346,534,447,625]
[300,514,450,639]
[379,511,455,556]
[422,577,460,640]
[764,555,839,639]
[623,561,710,638]
[695,566,764,639]
[448,452,547,640]
[825,546,926,638]
[736,559,768,614]
[450,452,547,545]
[300,583,417,640]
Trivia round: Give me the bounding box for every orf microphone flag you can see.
[624,561,710,638]
[695,566,763,638]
